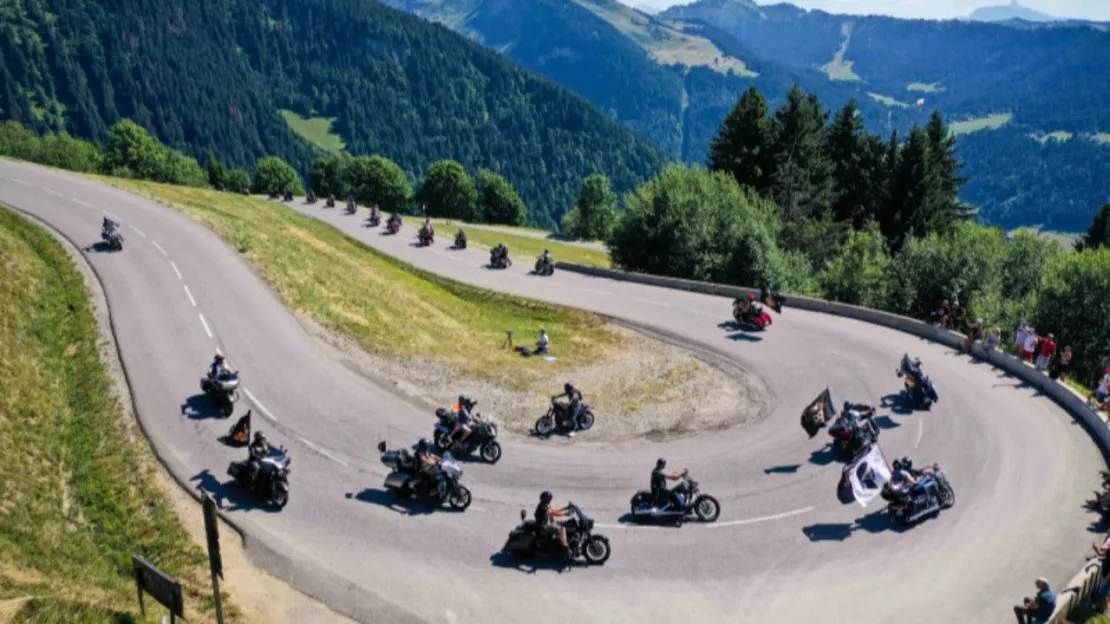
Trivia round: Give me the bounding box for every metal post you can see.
[211,570,224,624]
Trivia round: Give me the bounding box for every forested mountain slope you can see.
[0,0,668,228]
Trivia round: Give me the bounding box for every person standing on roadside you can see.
[984,327,1002,352]
[964,318,984,352]
[1023,329,1038,363]
[1036,333,1057,372]
[1051,346,1073,381]
[1015,322,1028,358]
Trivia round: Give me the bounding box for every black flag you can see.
[801,389,836,438]
[226,410,251,447]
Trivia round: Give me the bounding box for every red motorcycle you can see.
[732,301,773,330]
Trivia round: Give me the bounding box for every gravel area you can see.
[301,317,770,445]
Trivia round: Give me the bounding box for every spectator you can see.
[1093,535,1110,612]
[950,300,966,331]
[1023,329,1038,363]
[1013,577,1056,624]
[930,299,951,327]
[1036,333,1057,372]
[1093,366,1110,411]
[1050,346,1072,381]
[1016,322,1029,358]
[964,318,984,352]
[984,327,1002,352]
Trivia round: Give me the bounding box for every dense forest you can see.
[381,0,1110,232]
[0,0,668,228]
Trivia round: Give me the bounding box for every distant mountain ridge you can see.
[967,1,1059,23]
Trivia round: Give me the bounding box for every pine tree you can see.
[924,111,966,233]
[708,86,777,196]
[207,151,227,190]
[771,85,833,227]
[827,99,867,226]
[1078,203,1110,251]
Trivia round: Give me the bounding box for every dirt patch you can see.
[301,317,769,444]
[0,597,31,624]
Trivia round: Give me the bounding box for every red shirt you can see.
[1040,339,1057,357]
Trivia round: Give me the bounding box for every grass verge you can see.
[0,207,239,623]
[950,113,1013,136]
[399,216,610,268]
[279,110,344,154]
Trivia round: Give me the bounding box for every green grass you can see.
[867,92,910,108]
[822,23,861,81]
[279,110,344,154]
[102,180,628,389]
[950,113,1013,136]
[1032,131,1073,144]
[400,216,610,268]
[907,82,944,93]
[1092,133,1110,145]
[0,207,237,623]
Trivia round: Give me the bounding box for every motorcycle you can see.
[306,190,317,204]
[326,195,336,208]
[368,211,381,227]
[200,372,240,418]
[501,502,611,565]
[377,441,472,510]
[386,218,402,235]
[761,285,786,314]
[432,408,502,463]
[828,405,879,460]
[535,399,595,437]
[283,191,294,202]
[345,199,357,215]
[419,228,435,246]
[533,255,554,276]
[881,464,955,526]
[897,354,939,409]
[732,301,773,330]
[629,469,720,524]
[489,249,512,269]
[227,447,291,508]
[102,226,125,251]
[454,231,467,249]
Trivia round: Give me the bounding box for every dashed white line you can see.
[183,285,197,307]
[170,261,183,280]
[631,296,671,308]
[198,313,213,338]
[129,225,146,238]
[11,178,32,186]
[151,241,167,256]
[914,419,924,449]
[705,506,815,528]
[244,388,278,423]
[72,198,94,208]
[44,188,63,197]
[301,438,351,468]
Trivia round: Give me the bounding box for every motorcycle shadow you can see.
[488,551,586,574]
[180,393,227,420]
[801,509,903,542]
[879,393,916,415]
[716,321,764,342]
[763,464,801,475]
[85,241,120,253]
[189,469,282,514]
[616,512,683,527]
[345,488,439,516]
[808,444,838,466]
[873,415,901,430]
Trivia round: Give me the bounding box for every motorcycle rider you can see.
[247,431,275,485]
[449,395,476,444]
[207,353,237,380]
[455,228,466,247]
[388,212,402,231]
[892,457,939,502]
[651,458,683,511]
[101,216,121,240]
[538,248,552,270]
[420,218,434,241]
[414,438,446,496]
[534,329,549,355]
[552,382,584,437]
[535,491,570,553]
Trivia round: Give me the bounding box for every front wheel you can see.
[576,410,595,432]
[583,536,611,565]
[480,440,502,464]
[433,430,450,450]
[272,484,289,509]
[942,484,955,509]
[449,485,472,510]
[694,495,721,522]
[220,400,234,418]
[535,414,555,437]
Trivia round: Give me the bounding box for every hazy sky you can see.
[627,0,1110,21]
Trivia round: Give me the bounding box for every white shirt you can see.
[1024,335,1037,352]
[1099,374,1110,393]
[1016,327,1027,345]
[538,333,549,348]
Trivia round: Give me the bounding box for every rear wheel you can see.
[480,441,502,464]
[535,414,555,437]
[583,537,611,565]
[449,485,472,510]
[577,410,595,432]
[694,495,721,522]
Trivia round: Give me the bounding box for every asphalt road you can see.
[1,159,1103,624]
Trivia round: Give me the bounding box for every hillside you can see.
[0,0,668,229]
[968,2,1059,23]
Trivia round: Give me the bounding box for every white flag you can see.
[846,444,892,507]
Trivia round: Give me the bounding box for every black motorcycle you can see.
[535,399,595,437]
[828,405,879,460]
[200,372,240,418]
[454,231,467,249]
[630,470,720,524]
[345,199,357,215]
[306,190,317,204]
[377,442,471,510]
[897,354,939,409]
[882,465,955,526]
[368,211,381,227]
[432,408,502,463]
[386,217,402,235]
[490,249,512,269]
[418,227,435,246]
[326,195,336,208]
[227,447,291,508]
[501,502,610,565]
[102,225,124,251]
[283,190,294,202]
[533,255,554,276]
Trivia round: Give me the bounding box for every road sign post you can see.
[201,489,225,624]
[132,555,184,622]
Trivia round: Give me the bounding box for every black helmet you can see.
[901,457,912,472]
[418,438,429,451]
[656,458,666,470]
[892,459,903,471]
[214,353,225,362]
[544,248,549,254]
[564,382,575,395]
[540,491,553,503]
[254,431,266,442]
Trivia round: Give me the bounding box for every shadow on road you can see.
[84,241,120,253]
[181,393,226,420]
[488,551,583,574]
[616,511,682,527]
[190,468,279,513]
[808,445,837,466]
[345,488,437,516]
[763,464,801,475]
[802,509,900,542]
[873,415,901,430]
[879,393,915,415]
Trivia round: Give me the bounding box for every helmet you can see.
[254,431,266,442]
[564,383,575,395]
[417,438,429,451]
[458,394,467,405]
[901,457,913,472]
[214,354,225,362]
[892,459,903,471]
[748,294,756,301]
[544,249,549,254]
[656,458,666,470]
[540,491,553,503]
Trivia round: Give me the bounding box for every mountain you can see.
[967,2,1059,23]
[0,0,669,229]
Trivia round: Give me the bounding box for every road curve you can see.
[1,159,1102,624]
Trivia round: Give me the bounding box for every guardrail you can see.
[555,261,1110,621]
